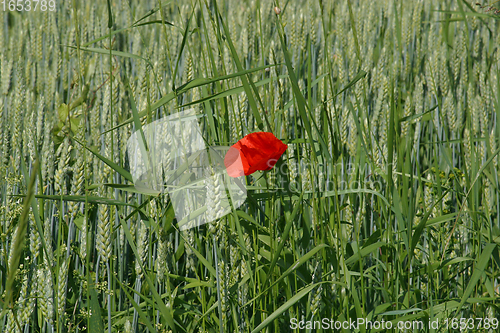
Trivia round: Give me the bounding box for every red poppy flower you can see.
[224,132,288,177]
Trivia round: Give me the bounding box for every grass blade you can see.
[250,282,319,333]
[1,160,39,319]
[71,135,134,182]
[455,244,496,314]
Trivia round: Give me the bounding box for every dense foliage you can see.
[1,0,500,332]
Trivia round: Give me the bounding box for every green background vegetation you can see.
[1,0,500,332]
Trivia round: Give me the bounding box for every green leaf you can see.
[104,64,277,134]
[134,19,173,27]
[456,243,496,313]
[125,75,151,185]
[410,190,449,260]
[112,275,157,332]
[65,46,150,64]
[31,194,134,206]
[179,75,286,109]
[399,105,437,123]
[251,283,320,333]
[1,159,39,317]
[132,2,173,26]
[82,12,173,48]
[264,193,303,287]
[275,12,332,162]
[425,213,458,226]
[104,183,161,196]
[334,70,367,97]
[73,213,84,231]
[345,242,386,265]
[83,26,131,47]
[106,0,113,28]
[182,236,217,277]
[213,1,268,130]
[172,10,193,91]
[71,134,134,182]
[347,0,362,63]
[58,104,69,123]
[119,218,177,332]
[435,9,498,20]
[245,244,329,307]
[175,64,278,93]
[70,117,81,131]
[89,287,105,332]
[380,308,422,316]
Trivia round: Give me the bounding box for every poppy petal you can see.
[224,146,246,177]
[224,132,287,177]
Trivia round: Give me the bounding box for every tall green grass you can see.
[0,0,499,332]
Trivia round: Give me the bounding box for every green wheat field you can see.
[1,0,500,332]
